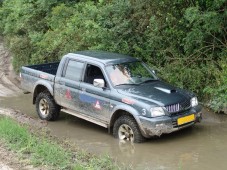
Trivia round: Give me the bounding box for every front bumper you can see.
[137,105,202,138]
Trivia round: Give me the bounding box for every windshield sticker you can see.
[65,89,72,100]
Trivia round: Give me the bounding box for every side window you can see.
[64,60,84,81]
[84,64,106,86]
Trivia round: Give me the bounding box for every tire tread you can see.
[35,91,60,121]
[113,115,146,143]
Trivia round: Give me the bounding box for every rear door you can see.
[54,59,85,111]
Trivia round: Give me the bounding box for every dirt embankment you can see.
[0,37,21,97]
[0,37,45,170]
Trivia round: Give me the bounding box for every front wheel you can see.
[35,92,60,121]
[113,115,146,143]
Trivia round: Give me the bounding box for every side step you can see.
[61,109,108,128]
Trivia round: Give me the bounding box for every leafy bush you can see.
[204,59,227,113]
[0,0,226,112]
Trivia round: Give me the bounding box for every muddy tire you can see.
[113,115,146,143]
[35,92,60,121]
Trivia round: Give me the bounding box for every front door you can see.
[79,64,110,122]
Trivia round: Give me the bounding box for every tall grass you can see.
[0,117,119,170]
[0,117,71,169]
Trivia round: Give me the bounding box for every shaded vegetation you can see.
[0,0,226,112]
[0,116,119,170]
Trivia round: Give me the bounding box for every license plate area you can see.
[177,114,195,126]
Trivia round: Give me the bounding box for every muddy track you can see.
[0,36,21,97]
[0,37,41,170]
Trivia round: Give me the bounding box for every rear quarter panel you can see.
[20,66,55,93]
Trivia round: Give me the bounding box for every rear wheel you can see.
[35,92,60,121]
[113,115,146,143]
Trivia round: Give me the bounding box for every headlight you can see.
[150,107,165,117]
[191,97,198,107]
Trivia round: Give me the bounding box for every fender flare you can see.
[32,80,54,104]
[108,104,146,136]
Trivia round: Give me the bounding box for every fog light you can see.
[156,123,164,127]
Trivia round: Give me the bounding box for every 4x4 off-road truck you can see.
[20,51,202,143]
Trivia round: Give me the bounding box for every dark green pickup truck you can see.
[20,51,202,143]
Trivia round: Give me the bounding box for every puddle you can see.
[1,94,227,169]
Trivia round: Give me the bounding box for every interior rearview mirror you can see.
[93,79,105,88]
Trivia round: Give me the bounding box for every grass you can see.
[0,116,119,170]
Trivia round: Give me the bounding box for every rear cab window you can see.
[64,60,84,81]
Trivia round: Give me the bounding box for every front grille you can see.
[165,99,191,113]
[165,103,180,113]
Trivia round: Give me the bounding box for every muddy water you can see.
[1,94,227,170]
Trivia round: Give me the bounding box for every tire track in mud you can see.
[0,36,21,97]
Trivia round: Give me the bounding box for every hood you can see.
[117,81,193,106]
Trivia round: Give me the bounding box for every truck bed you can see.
[20,62,60,93]
[26,62,60,75]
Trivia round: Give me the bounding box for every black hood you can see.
[117,81,193,106]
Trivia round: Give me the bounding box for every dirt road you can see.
[0,37,39,170]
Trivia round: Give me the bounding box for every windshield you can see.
[106,61,158,86]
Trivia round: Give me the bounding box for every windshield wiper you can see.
[139,79,158,84]
[115,83,139,87]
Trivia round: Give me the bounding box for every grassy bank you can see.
[0,116,119,170]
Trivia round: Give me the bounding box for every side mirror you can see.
[93,79,105,88]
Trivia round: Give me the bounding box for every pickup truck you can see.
[20,51,202,143]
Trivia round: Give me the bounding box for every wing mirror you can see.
[93,79,105,88]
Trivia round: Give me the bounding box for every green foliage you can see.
[0,117,71,169]
[0,0,226,112]
[9,36,33,72]
[0,117,30,148]
[204,58,227,113]
[0,117,119,169]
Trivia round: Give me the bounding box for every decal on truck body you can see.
[65,89,72,100]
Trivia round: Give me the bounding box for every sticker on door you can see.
[93,100,102,110]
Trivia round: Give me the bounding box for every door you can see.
[79,64,110,122]
[54,59,85,111]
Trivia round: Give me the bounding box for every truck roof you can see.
[68,51,138,65]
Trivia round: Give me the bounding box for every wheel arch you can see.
[108,106,141,134]
[33,82,53,104]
